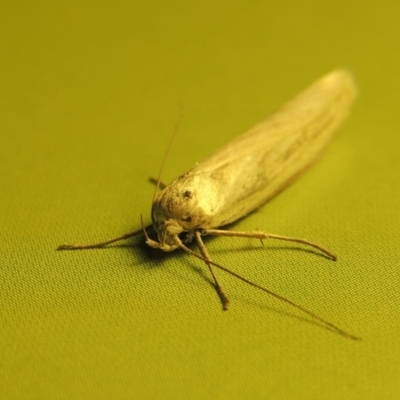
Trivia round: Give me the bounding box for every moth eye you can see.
[182,216,192,223]
[182,190,193,199]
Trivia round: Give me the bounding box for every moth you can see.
[58,70,359,340]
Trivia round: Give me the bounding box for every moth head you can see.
[152,184,199,227]
[150,197,197,251]
[150,176,209,251]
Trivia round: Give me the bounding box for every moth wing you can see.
[188,70,356,228]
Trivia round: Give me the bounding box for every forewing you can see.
[188,70,357,228]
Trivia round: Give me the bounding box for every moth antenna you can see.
[152,107,185,204]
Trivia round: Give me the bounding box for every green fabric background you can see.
[1,1,399,398]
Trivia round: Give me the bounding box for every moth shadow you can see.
[101,232,216,286]
[61,230,356,339]
[235,294,349,338]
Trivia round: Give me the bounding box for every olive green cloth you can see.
[1,1,399,398]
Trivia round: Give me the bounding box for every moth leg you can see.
[149,177,168,190]
[202,229,337,261]
[178,237,360,340]
[57,226,151,250]
[194,231,230,311]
